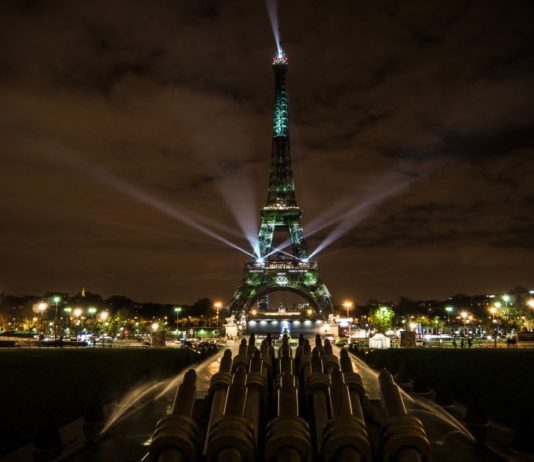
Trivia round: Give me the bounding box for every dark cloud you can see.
[0,0,533,303]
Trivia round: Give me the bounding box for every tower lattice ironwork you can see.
[227,51,334,314]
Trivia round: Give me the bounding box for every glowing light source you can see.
[37,302,48,313]
[99,311,109,321]
[343,300,353,320]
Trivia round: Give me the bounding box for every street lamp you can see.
[445,306,453,331]
[343,300,353,337]
[52,296,61,340]
[502,294,510,315]
[460,311,468,335]
[174,306,182,332]
[214,302,222,331]
[98,311,109,331]
[37,302,48,335]
[489,306,499,347]
[64,307,72,333]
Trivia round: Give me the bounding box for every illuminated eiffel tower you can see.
[228,50,334,314]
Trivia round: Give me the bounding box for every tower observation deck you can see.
[227,50,334,314]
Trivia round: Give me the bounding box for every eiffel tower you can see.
[228,50,334,314]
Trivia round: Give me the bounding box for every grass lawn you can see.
[365,348,534,427]
[0,347,200,455]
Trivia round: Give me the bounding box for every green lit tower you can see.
[228,50,334,314]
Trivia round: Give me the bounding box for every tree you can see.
[105,296,134,311]
[370,306,395,333]
[189,298,213,318]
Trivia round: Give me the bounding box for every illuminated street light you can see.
[502,294,510,314]
[73,307,83,318]
[527,299,534,309]
[251,309,258,316]
[174,306,182,331]
[445,306,453,329]
[51,296,61,340]
[460,311,468,335]
[37,302,48,335]
[99,311,109,321]
[151,322,159,332]
[343,300,353,336]
[214,301,222,331]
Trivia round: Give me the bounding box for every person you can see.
[460,338,464,348]
[452,337,457,348]
[467,337,472,348]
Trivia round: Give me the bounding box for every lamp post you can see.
[37,302,48,335]
[460,311,468,336]
[53,296,61,340]
[64,307,72,334]
[445,306,453,332]
[502,294,510,310]
[214,302,222,333]
[489,306,498,347]
[343,300,353,337]
[174,306,182,336]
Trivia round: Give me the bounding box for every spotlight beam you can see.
[44,145,255,258]
[264,0,282,55]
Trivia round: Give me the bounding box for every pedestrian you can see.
[452,337,457,348]
[467,337,472,348]
[460,338,464,348]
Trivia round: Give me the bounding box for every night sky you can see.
[1,0,533,305]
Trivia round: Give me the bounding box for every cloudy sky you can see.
[1,0,533,304]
